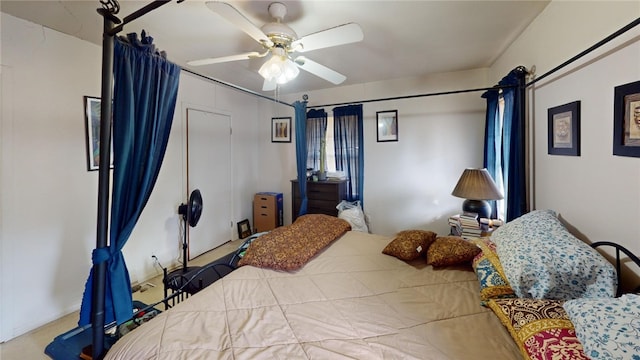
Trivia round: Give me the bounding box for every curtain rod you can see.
[306,85,517,109]
[106,0,173,36]
[99,0,293,108]
[527,16,640,87]
[181,68,294,107]
[308,16,640,109]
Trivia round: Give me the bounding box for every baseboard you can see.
[10,304,80,343]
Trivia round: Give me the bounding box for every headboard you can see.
[591,241,640,296]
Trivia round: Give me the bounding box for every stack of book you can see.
[448,212,483,239]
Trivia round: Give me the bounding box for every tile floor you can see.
[0,240,241,360]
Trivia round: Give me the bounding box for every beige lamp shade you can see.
[452,168,503,201]
[451,168,503,219]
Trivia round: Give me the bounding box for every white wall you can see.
[490,1,640,285]
[0,13,290,341]
[283,68,491,236]
[254,99,297,224]
[1,14,103,341]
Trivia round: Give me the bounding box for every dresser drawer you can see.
[291,179,347,221]
[307,200,340,215]
[307,183,342,201]
[254,195,275,207]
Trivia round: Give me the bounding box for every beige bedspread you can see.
[105,231,521,359]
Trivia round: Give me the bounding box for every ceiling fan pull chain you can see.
[273,86,280,111]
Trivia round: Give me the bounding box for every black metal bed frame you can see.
[591,241,640,297]
[162,258,236,309]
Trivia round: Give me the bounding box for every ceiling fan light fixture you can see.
[258,53,299,85]
[198,2,363,89]
[279,57,300,84]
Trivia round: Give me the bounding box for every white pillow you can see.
[564,294,640,359]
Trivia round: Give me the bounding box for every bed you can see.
[104,212,640,360]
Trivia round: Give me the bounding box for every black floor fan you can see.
[178,189,203,272]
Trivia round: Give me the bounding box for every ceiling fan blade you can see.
[187,51,262,66]
[292,23,363,53]
[294,57,346,85]
[206,1,274,48]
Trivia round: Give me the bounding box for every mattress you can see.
[105,231,521,359]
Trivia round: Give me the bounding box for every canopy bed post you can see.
[93,6,119,359]
[91,1,178,358]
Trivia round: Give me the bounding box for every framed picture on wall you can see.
[271,117,291,143]
[84,96,114,171]
[613,80,640,157]
[376,110,398,142]
[548,101,580,156]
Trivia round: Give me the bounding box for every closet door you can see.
[186,108,232,259]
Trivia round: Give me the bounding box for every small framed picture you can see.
[548,101,580,156]
[271,117,291,143]
[376,110,398,142]
[237,219,251,239]
[613,80,640,157]
[84,96,114,171]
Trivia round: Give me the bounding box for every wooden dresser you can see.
[291,179,347,221]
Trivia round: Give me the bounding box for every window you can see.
[306,105,363,201]
[325,115,336,172]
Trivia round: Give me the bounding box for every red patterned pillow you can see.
[487,298,589,360]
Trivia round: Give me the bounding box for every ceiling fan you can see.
[187,1,364,91]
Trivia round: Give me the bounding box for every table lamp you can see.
[451,168,503,219]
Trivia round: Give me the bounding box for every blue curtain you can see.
[79,31,181,326]
[482,66,527,222]
[333,104,364,203]
[482,88,502,219]
[306,109,328,171]
[294,101,309,217]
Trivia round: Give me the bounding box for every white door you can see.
[186,108,232,259]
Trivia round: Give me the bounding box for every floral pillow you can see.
[490,209,617,300]
[563,294,640,360]
[426,236,480,267]
[382,230,437,261]
[487,298,589,360]
[471,238,515,304]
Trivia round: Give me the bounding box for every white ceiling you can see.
[1,0,549,95]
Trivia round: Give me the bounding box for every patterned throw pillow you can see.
[471,238,515,304]
[382,230,437,261]
[426,236,481,267]
[563,294,640,360]
[490,209,617,300]
[487,298,589,360]
[237,214,351,271]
